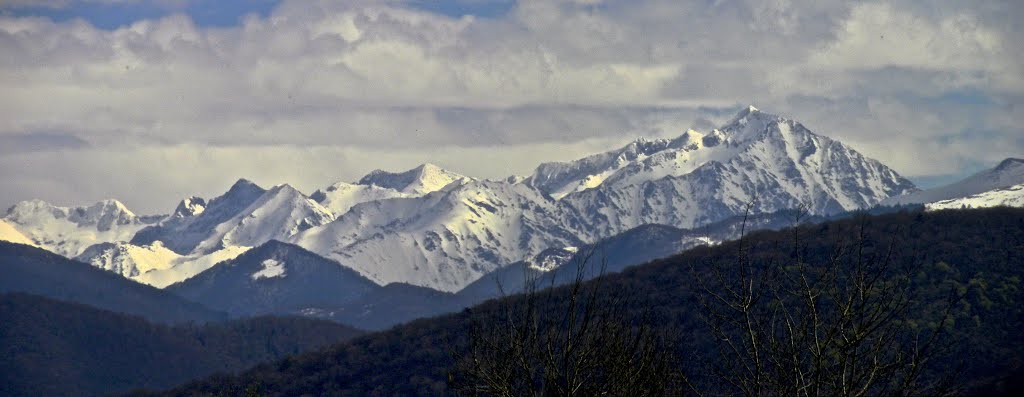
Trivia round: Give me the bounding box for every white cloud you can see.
[0,0,1021,211]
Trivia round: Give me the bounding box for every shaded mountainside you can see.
[136,208,1024,396]
[0,241,224,324]
[166,240,378,317]
[0,293,363,397]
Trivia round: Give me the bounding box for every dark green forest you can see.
[0,241,224,324]
[129,207,1024,396]
[0,293,364,396]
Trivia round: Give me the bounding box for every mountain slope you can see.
[166,241,378,317]
[75,242,252,288]
[0,293,363,397]
[0,241,224,324]
[926,183,1024,210]
[527,136,688,199]
[884,158,1024,205]
[292,179,580,292]
[75,240,182,278]
[0,219,34,246]
[310,182,410,217]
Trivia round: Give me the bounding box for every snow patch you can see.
[252,259,287,280]
[925,183,1024,211]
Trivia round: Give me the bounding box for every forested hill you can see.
[0,293,364,397]
[0,241,224,324]
[135,207,1024,396]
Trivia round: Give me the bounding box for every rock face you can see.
[6,106,920,293]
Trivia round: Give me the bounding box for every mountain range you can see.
[2,107,1020,298]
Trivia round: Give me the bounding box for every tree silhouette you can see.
[686,207,960,396]
[450,252,682,396]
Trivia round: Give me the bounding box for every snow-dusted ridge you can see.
[358,163,471,195]
[9,106,933,292]
[884,158,1024,205]
[926,182,1024,211]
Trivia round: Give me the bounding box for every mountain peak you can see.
[230,178,258,189]
[725,105,768,125]
[222,178,265,201]
[172,196,207,218]
[414,162,442,172]
[358,163,467,195]
[93,199,133,213]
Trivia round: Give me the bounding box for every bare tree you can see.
[687,206,960,397]
[450,251,682,396]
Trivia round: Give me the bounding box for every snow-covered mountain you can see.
[2,199,156,257]
[883,158,1024,205]
[133,180,332,255]
[291,179,581,292]
[6,106,921,293]
[80,179,335,287]
[131,179,267,254]
[75,240,251,288]
[75,241,181,279]
[926,183,1024,210]
[555,106,916,237]
[285,107,914,292]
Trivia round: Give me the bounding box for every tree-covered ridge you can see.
[129,207,1023,396]
[0,241,224,324]
[0,293,364,397]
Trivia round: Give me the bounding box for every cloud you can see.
[0,0,140,8]
[0,0,1021,211]
[0,132,89,154]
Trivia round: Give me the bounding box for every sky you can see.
[0,0,1021,214]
